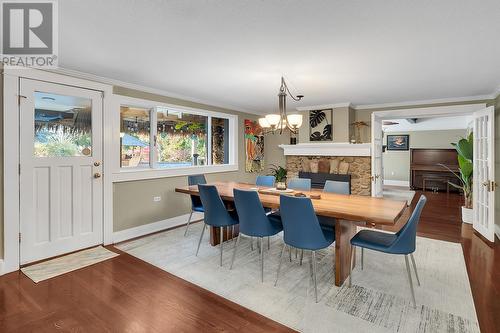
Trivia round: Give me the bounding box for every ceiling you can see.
[60,0,500,114]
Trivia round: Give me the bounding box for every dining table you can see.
[175,181,409,287]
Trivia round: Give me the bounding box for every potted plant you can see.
[269,164,287,190]
[440,132,473,223]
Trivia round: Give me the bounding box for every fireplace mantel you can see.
[279,143,371,157]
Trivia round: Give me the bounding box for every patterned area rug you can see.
[116,223,479,333]
[21,246,119,283]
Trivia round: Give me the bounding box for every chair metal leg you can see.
[230,234,241,270]
[220,227,224,267]
[195,222,206,256]
[348,245,354,287]
[312,251,318,303]
[184,210,193,236]
[260,237,264,282]
[404,255,417,308]
[295,248,298,258]
[250,237,254,251]
[361,248,364,270]
[275,244,287,286]
[410,253,421,286]
[289,246,292,262]
[267,236,270,250]
[300,249,304,265]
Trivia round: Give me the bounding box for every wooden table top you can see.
[175,181,408,225]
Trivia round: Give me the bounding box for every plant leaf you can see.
[310,131,322,141]
[309,110,326,128]
[322,124,332,140]
[458,154,473,179]
[456,137,473,161]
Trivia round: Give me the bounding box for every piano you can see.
[410,148,461,192]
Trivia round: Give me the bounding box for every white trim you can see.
[48,68,255,114]
[2,67,114,272]
[279,142,370,157]
[495,224,500,240]
[113,164,239,183]
[112,212,203,243]
[355,95,494,110]
[383,180,410,187]
[372,104,486,120]
[296,102,352,111]
[0,260,4,276]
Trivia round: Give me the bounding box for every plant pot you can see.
[276,181,287,190]
[461,206,473,224]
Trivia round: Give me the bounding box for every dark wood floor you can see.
[0,191,498,332]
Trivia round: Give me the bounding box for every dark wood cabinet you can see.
[410,148,461,192]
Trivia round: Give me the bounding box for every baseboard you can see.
[495,224,500,241]
[383,180,410,187]
[0,260,4,276]
[112,212,204,244]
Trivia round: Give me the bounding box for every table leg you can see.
[335,219,358,286]
[210,225,239,246]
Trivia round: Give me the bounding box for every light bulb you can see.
[258,117,271,128]
[265,114,281,127]
[287,114,303,128]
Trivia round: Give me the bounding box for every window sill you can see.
[111,164,239,183]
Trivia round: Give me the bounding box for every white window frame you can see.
[112,95,238,182]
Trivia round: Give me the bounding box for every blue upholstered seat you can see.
[287,178,311,191]
[196,184,239,266]
[256,175,275,187]
[184,174,207,236]
[349,195,427,308]
[275,195,335,302]
[231,189,283,281]
[323,180,350,195]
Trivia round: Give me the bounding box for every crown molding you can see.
[296,102,352,111]
[45,67,258,115]
[354,94,495,110]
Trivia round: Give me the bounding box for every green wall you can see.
[383,129,467,182]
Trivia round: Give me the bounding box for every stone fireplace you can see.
[280,143,372,196]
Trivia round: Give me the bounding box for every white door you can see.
[20,79,103,264]
[371,113,383,197]
[472,106,495,242]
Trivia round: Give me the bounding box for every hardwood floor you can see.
[0,190,498,332]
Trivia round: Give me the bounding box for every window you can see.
[156,107,208,168]
[117,98,236,176]
[34,92,93,157]
[120,106,150,168]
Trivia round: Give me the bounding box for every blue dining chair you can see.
[197,184,239,266]
[323,180,351,195]
[275,195,335,302]
[349,195,427,308]
[231,189,283,282]
[185,174,207,236]
[287,178,311,191]
[256,175,275,187]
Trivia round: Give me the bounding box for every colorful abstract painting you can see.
[244,119,264,172]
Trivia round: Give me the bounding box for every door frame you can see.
[2,67,114,274]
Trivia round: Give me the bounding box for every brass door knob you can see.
[94,172,101,179]
[94,161,101,167]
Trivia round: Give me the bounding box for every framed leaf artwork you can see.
[309,109,332,141]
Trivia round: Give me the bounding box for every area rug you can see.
[21,246,119,283]
[116,223,479,333]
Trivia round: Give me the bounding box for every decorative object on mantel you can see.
[310,160,319,173]
[244,119,264,172]
[350,121,369,144]
[439,133,473,224]
[257,77,304,144]
[268,164,287,190]
[387,134,410,151]
[310,109,333,141]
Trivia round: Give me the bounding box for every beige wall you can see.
[0,68,3,258]
[383,129,467,182]
[298,107,353,143]
[112,86,270,232]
